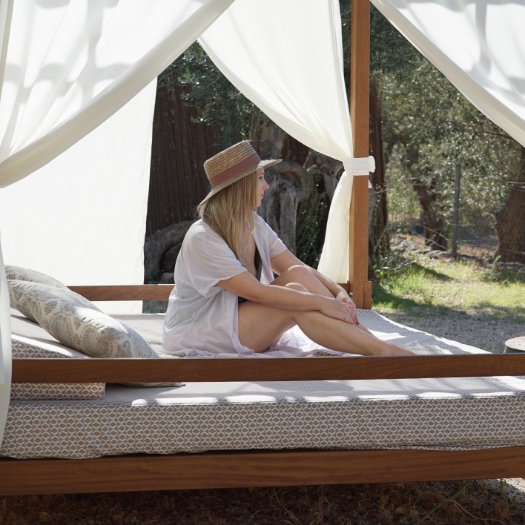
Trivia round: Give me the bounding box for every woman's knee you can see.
[274,265,313,287]
[285,282,309,292]
[281,264,310,279]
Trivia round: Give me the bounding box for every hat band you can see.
[208,152,260,188]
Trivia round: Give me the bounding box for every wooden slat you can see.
[68,285,173,301]
[12,354,525,383]
[3,447,525,495]
[350,0,372,309]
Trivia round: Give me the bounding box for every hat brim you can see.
[199,158,282,207]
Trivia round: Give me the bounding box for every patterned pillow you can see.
[8,279,100,323]
[5,265,68,289]
[11,334,105,400]
[8,280,157,358]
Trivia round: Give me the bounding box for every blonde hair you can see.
[198,171,258,265]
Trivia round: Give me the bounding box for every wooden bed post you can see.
[349,0,372,309]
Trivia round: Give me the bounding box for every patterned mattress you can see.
[4,310,525,460]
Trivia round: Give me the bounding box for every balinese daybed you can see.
[3,282,525,496]
[2,0,525,498]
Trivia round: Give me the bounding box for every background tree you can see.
[495,146,525,263]
[373,6,521,252]
[149,2,524,281]
[158,41,332,265]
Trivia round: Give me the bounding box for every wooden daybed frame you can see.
[3,0,525,496]
[3,282,525,496]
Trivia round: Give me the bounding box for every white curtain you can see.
[0,82,157,314]
[371,0,525,148]
[199,0,374,283]
[0,0,235,186]
[0,241,11,447]
[0,0,234,447]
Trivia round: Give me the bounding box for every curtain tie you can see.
[343,156,375,176]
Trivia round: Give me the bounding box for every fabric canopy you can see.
[3,0,525,450]
[371,0,525,148]
[0,0,235,187]
[0,0,235,448]
[199,0,374,283]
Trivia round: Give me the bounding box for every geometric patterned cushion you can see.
[8,280,158,358]
[5,265,69,289]
[10,334,106,400]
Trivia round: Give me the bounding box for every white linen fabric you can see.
[371,0,525,148]
[0,0,235,186]
[163,215,288,356]
[0,244,11,447]
[0,0,236,448]
[199,0,368,283]
[0,82,156,315]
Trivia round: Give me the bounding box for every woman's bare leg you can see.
[238,300,412,356]
[272,266,376,337]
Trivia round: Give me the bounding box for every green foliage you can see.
[374,8,522,236]
[296,180,329,268]
[157,5,523,259]
[159,42,265,147]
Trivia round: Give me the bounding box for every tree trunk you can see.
[144,220,195,282]
[413,170,448,251]
[495,146,525,263]
[369,79,388,266]
[253,120,306,254]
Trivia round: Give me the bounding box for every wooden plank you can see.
[3,447,525,495]
[12,354,525,383]
[350,0,372,309]
[68,285,173,301]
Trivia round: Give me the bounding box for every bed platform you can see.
[4,285,525,496]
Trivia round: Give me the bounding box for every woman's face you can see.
[255,168,269,208]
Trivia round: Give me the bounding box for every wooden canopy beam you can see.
[349,0,372,309]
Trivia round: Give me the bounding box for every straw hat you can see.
[200,141,281,205]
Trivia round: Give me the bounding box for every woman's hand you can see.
[320,297,359,325]
[335,290,359,324]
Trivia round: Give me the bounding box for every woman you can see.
[163,141,412,357]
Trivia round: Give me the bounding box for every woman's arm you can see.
[271,250,352,303]
[218,272,356,324]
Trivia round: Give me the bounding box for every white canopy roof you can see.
[372,0,525,148]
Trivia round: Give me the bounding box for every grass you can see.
[373,253,525,321]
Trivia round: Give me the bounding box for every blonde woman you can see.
[163,141,412,357]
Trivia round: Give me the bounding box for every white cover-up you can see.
[163,215,288,356]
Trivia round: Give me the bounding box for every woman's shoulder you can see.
[254,213,279,237]
[185,219,215,238]
[254,213,271,230]
[184,219,226,249]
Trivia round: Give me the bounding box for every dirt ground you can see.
[2,478,525,524]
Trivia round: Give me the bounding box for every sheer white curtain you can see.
[371,0,525,148]
[0,242,10,449]
[199,0,374,283]
[0,0,235,186]
[0,0,234,446]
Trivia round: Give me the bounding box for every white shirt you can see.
[162,215,287,356]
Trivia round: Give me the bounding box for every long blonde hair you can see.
[198,171,258,266]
